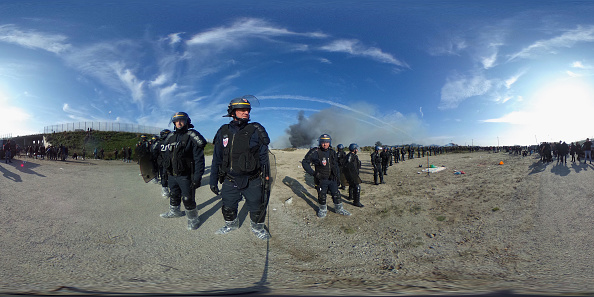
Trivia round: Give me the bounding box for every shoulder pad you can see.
[249,122,270,145]
[188,129,207,147]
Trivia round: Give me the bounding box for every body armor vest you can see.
[315,148,335,180]
[220,124,260,175]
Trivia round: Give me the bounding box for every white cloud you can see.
[168,32,184,45]
[158,83,178,101]
[150,74,168,86]
[481,111,531,124]
[320,39,409,68]
[0,24,71,54]
[508,25,594,61]
[567,71,582,77]
[481,52,497,69]
[572,61,587,69]
[439,73,493,109]
[0,97,34,136]
[114,64,145,105]
[187,18,326,47]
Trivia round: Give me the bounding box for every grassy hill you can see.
[44,131,213,160]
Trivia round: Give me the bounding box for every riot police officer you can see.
[336,144,347,190]
[371,145,383,185]
[210,96,271,240]
[380,146,390,175]
[345,143,363,207]
[302,134,351,218]
[160,112,207,231]
[156,129,171,197]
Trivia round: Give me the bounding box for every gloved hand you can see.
[192,181,201,189]
[210,184,220,195]
[264,177,271,193]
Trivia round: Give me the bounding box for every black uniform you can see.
[345,151,363,207]
[337,147,347,190]
[302,146,341,206]
[162,127,206,212]
[155,137,169,190]
[210,120,270,225]
[380,148,390,175]
[370,149,383,185]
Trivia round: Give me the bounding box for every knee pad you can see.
[222,206,238,221]
[182,196,196,210]
[318,191,327,205]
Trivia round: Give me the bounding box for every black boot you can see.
[347,186,354,201]
[353,185,364,207]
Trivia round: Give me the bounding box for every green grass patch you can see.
[44,131,214,161]
[492,207,500,212]
[436,215,446,221]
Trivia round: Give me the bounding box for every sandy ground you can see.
[0,150,593,296]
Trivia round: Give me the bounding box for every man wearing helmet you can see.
[159,112,207,231]
[210,95,272,240]
[156,129,171,197]
[302,134,351,218]
[345,143,364,207]
[371,145,383,185]
[380,146,390,176]
[336,144,347,190]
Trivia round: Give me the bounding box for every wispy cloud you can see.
[320,39,409,68]
[114,64,145,106]
[187,18,326,48]
[439,73,493,109]
[0,24,71,54]
[508,25,594,62]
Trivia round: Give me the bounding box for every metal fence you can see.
[0,133,12,140]
[44,122,162,135]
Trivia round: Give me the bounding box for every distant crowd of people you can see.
[538,138,593,164]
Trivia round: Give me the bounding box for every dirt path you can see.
[514,161,594,293]
[1,151,593,296]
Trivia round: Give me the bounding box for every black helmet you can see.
[337,144,344,150]
[318,134,332,146]
[171,112,194,129]
[225,95,255,117]
[375,145,382,151]
[349,143,358,152]
[160,129,171,139]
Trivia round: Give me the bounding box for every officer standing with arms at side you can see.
[336,144,347,190]
[210,95,272,240]
[380,146,390,175]
[302,134,351,218]
[160,112,207,231]
[345,143,364,207]
[156,129,171,197]
[371,145,383,185]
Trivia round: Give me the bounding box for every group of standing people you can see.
[153,96,272,240]
[539,138,593,164]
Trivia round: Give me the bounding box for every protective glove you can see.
[210,184,220,195]
[264,177,271,193]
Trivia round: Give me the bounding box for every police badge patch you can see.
[322,157,327,166]
[223,136,229,147]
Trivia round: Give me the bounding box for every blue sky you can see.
[2,1,594,147]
